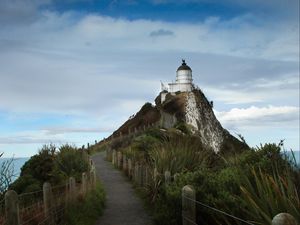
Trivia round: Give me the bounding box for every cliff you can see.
[112,89,247,154]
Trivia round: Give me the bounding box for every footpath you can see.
[92,152,153,225]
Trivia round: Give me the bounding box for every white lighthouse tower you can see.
[163,59,194,93]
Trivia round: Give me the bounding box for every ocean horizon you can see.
[0,157,29,182]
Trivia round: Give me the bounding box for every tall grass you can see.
[239,167,300,224]
[145,134,215,203]
[148,134,214,175]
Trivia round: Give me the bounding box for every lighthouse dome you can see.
[177,60,192,71]
[176,59,193,84]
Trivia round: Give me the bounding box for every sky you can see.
[0,0,299,157]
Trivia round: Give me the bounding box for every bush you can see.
[144,142,300,225]
[10,144,57,194]
[55,144,89,182]
[10,144,90,194]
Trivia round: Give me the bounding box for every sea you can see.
[0,157,29,182]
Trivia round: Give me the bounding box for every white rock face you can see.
[185,92,200,132]
[185,92,224,153]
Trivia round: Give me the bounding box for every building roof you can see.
[177,59,192,71]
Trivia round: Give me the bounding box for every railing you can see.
[0,159,97,225]
[105,149,298,225]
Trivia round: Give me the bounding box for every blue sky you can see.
[0,0,299,157]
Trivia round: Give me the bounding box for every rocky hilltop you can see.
[109,60,247,154]
[112,88,247,154]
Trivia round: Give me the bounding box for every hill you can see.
[110,89,248,154]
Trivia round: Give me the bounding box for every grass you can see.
[64,182,106,225]
[238,167,300,224]
[149,134,214,175]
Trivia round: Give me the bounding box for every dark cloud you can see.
[0,0,50,26]
[149,29,174,37]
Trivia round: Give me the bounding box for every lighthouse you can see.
[162,59,194,93]
[160,60,195,103]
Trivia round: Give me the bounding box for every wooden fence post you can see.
[112,150,117,166]
[134,163,139,184]
[68,177,76,202]
[139,164,146,187]
[89,159,93,167]
[81,173,87,196]
[272,213,297,225]
[5,190,20,225]
[182,185,196,225]
[117,151,120,168]
[122,155,127,174]
[138,165,144,187]
[107,149,112,162]
[128,159,132,179]
[174,173,179,182]
[105,149,109,161]
[43,182,54,224]
[165,171,171,185]
[144,166,150,187]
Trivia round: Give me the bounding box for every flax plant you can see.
[145,134,214,203]
[239,167,300,224]
[149,134,214,175]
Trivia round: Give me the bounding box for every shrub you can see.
[55,144,89,182]
[145,142,300,225]
[10,144,90,194]
[10,144,57,194]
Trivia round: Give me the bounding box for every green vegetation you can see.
[6,144,106,224]
[64,181,106,225]
[113,127,300,225]
[10,144,90,194]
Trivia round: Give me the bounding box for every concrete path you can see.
[92,152,153,225]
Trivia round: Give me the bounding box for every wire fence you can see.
[0,159,96,225]
[182,195,255,225]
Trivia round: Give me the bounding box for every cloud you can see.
[203,73,299,105]
[215,105,299,130]
[149,29,174,37]
[0,0,50,25]
[42,126,114,135]
[0,135,64,145]
[0,7,298,155]
[0,12,298,114]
